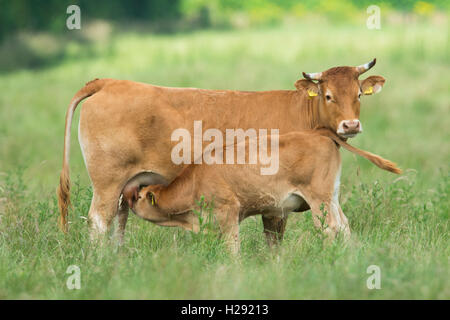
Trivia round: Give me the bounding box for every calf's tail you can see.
[317,129,402,174]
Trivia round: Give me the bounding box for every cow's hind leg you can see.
[262,214,287,248]
[114,197,129,244]
[88,185,122,241]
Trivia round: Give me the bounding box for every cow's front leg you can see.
[262,214,287,248]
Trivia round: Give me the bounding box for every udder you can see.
[281,193,310,212]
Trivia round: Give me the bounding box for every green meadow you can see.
[0,20,448,299]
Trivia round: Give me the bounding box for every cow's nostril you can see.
[341,120,361,133]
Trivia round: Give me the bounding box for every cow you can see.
[125,129,400,253]
[57,59,386,241]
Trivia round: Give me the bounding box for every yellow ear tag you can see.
[307,90,318,97]
[364,86,373,95]
[150,193,155,206]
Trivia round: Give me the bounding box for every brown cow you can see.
[57,59,386,240]
[125,129,400,253]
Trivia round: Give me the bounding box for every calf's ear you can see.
[360,75,385,95]
[295,79,320,97]
[146,191,156,205]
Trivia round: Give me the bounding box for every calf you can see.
[125,129,400,253]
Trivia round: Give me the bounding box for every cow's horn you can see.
[356,58,376,75]
[302,72,322,81]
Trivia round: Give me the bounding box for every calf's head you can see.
[133,185,162,212]
[295,59,385,138]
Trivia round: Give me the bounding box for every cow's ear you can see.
[295,79,319,97]
[360,76,385,95]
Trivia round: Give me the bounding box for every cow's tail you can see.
[317,129,402,174]
[57,78,108,233]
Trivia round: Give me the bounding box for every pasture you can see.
[0,20,448,299]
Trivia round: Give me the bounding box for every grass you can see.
[0,19,449,299]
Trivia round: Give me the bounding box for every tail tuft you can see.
[316,128,402,175]
[57,167,70,233]
[369,154,402,174]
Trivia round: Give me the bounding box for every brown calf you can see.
[125,129,400,253]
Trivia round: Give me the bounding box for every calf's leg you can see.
[307,196,349,240]
[262,215,287,247]
[222,222,240,255]
[337,204,350,238]
[215,205,241,255]
[301,150,349,240]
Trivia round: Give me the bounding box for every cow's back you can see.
[78,79,313,182]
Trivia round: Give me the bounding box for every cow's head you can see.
[295,59,385,138]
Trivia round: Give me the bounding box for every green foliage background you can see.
[0,0,448,72]
[1,0,449,39]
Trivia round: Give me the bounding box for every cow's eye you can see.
[358,93,361,99]
[326,95,332,101]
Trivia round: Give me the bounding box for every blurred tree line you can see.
[0,0,180,40]
[0,0,447,72]
[1,0,448,40]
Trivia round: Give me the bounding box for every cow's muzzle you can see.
[337,120,362,138]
